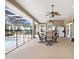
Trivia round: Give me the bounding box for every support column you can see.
[32,20,35,38]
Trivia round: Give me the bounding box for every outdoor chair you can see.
[38,32,46,43]
[46,31,53,46]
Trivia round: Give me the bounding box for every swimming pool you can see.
[5,38,16,47]
[5,34,32,54]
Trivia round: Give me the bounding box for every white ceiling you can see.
[15,0,74,23]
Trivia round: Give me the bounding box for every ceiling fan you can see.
[46,5,61,18]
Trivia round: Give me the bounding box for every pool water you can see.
[5,37,16,47]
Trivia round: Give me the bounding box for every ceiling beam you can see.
[7,0,40,24]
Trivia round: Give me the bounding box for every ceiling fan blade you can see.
[55,13,61,15]
[53,12,61,15]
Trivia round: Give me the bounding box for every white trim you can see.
[66,22,73,39]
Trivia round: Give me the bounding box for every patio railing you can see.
[5,30,32,54]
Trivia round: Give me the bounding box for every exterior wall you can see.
[48,19,74,38]
[46,20,65,37]
[51,20,64,27]
[64,17,74,38]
